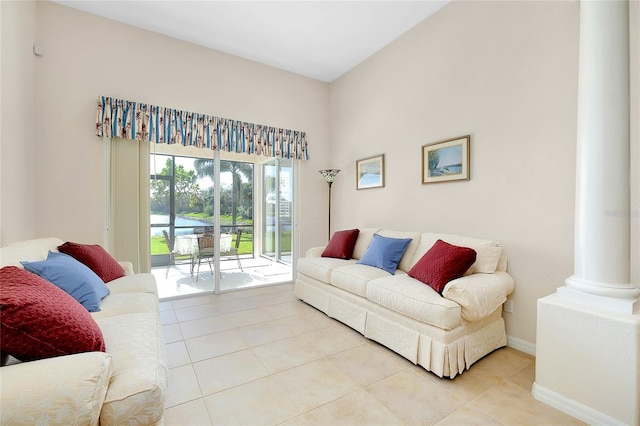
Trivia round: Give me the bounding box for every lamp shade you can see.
[319,169,340,183]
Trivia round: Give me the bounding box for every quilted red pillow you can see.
[0,266,106,362]
[408,239,477,294]
[322,229,360,259]
[58,241,125,283]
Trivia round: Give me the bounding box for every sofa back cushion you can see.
[0,237,65,268]
[351,228,380,260]
[378,230,422,272]
[411,233,502,274]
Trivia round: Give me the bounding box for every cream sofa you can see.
[295,229,514,378]
[0,238,168,425]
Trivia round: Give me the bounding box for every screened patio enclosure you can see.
[149,147,296,299]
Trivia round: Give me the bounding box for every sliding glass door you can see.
[218,159,254,291]
[151,151,293,299]
[262,159,293,264]
[150,155,215,280]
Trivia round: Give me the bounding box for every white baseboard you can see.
[532,383,627,426]
[506,335,536,356]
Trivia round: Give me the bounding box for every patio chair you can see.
[162,230,178,278]
[195,234,215,281]
[221,229,244,272]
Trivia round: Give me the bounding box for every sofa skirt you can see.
[295,274,506,379]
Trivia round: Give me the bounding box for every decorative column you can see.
[562,0,640,312]
[534,3,640,425]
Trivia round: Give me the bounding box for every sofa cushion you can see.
[58,241,126,283]
[412,233,502,274]
[91,292,161,320]
[297,257,356,284]
[107,272,159,295]
[0,266,106,362]
[408,239,477,294]
[0,237,65,268]
[378,230,422,272]
[96,313,167,425]
[331,264,404,297]
[351,228,380,260]
[322,229,360,259]
[358,234,412,274]
[366,274,461,330]
[21,251,110,312]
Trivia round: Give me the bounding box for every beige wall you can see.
[329,0,580,346]
[0,0,39,244]
[3,0,638,348]
[22,1,330,251]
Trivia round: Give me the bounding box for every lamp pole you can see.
[319,169,340,241]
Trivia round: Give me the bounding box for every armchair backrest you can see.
[197,235,214,251]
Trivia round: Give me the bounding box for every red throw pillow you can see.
[322,229,360,259]
[58,241,125,283]
[408,239,477,294]
[0,266,106,362]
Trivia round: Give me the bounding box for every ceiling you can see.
[51,1,449,82]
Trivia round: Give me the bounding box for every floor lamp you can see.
[319,169,340,241]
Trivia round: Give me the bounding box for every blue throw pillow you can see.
[21,251,110,312]
[357,234,413,274]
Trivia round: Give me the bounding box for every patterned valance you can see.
[95,96,309,160]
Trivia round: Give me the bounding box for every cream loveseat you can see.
[0,238,167,425]
[295,229,514,378]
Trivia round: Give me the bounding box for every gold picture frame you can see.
[422,136,470,184]
[356,154,385,190]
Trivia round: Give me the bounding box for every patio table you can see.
[175,234,233,275]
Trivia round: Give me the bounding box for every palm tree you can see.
[194,158,253,226]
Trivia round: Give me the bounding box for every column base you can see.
[564,276,640,314]
[535,293,640,425]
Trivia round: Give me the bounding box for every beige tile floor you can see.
[160,284,584,426]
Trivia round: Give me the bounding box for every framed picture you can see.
[421,135,470,184]
[356,154,385,190]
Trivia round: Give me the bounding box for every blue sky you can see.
[436,146,462,167]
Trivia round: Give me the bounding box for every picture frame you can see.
[356,154,385,190]
[421,135,470,184]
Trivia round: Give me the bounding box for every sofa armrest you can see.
[442,272,515,322]
[0,352,113,425]
[118,261,135,275]
[305,247,325,257]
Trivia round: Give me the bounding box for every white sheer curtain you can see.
[109,138,150,273]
